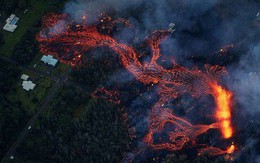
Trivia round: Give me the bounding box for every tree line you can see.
[0,61,31,159]
[16,86,130,162]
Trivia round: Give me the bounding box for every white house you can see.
[21,74,29,81]
[22,81,36,91]
[168,23,176,33]
[41,55,58,67]
[3,14,19,32]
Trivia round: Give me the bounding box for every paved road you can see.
[0,55,71,162]
[1,68,71,163]
[0,55,59,81]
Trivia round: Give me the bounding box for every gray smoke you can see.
[64,0,260,111]
[226,42,260,162]
[64,0,259,57]
[227,43,260,114]
[62,0,260,161]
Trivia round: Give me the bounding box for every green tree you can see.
[12,29,38,64]
[163,154,189,163]
[0,32,4,47]
[18,0,27,10]
[16,87,130,162]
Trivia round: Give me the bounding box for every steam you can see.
[226,43,260,162]
[61,0,260,161]
[47,20,68,36]
[228,43,260,114]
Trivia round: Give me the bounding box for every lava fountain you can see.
[36,13,236,159]
[210,83,233,139]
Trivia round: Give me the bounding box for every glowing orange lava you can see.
[36,13,236,158]
[227,144,235,154]
[211,83,233,139]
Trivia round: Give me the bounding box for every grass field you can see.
[52,62,70,76]
[7,71,54,114]
[27,51,70,76]
[0,0,70,112]
[0,0,48,56]
[0,0,70,76]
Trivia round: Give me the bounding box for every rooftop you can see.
[41,55,58,66]
[3,14,19,32]
[21,74,29,81]
[22,81,36,91]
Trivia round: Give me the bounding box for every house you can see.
[41,55,58,67]
[22,81,36,91]
[168,23,176,33]
[3,14,19,32]
[21,74,29,81]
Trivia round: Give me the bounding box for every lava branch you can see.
[37,13,235,157]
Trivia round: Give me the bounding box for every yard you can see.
[0,0,70,76]
[7,71,54,114]
[27,51,70,76]
[0,0,49,56]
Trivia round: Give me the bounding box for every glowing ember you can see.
[219,44,234,54]
[226,144,235,154]
[92,87,121,104]
[36,13,236,158]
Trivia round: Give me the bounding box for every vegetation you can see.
[0,0,80,160]
[0,62,19,94]
[11,28,39,64]
[1,0,254,162]
[163,153,229,163]
[7,73,54,113]
[52,62,70,76]
[16,87,130,162]
[0,62,31,159]
[71,48,122,90]
[0,0,67,56]
[0,0,46,56]
[0,0,28,17]
[0,61,56,160]
[163,154,189,163]
[0,0,131,162]
[0,33,4,47]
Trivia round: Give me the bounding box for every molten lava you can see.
[227,144,235,154]
[36,13,235,158]
[211,83,233,139]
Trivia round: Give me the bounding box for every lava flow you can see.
[211,83,233,139]
[36,13,235,157]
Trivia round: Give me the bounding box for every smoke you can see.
[226,43,260,162]
[46,20,68,36]
[64,0,144,24]
[61,0,260,161]
[64,0,259,61]
[227,43,260,115]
